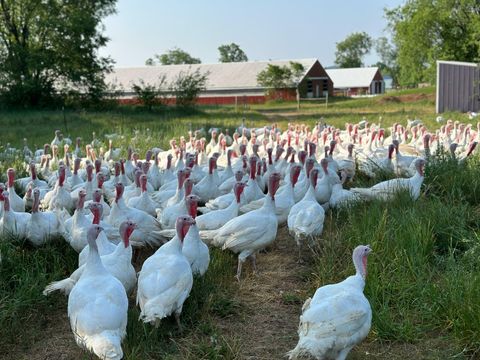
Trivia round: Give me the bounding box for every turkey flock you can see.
[0,117,477,360]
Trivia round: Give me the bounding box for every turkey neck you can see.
[85,239,106,276]
[304,179,317,201]
[92,210,101,225]
[183,224,199,245]
[159,235,182,255]
[32,193,40,213]
[7,170,14,189]
[262,191,276,210]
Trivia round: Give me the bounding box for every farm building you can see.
[436,60,480,113]
[104,58,333,105]
[325,67,384,96]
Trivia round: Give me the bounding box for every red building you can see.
[105,59,333,105]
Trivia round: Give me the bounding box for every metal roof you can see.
[437,60,479,67]
[325,67,380,89]
[105,59,318,93]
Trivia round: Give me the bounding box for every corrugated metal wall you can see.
[436,61,480,113]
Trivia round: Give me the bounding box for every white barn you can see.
[325,67,385,96]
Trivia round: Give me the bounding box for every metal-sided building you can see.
[436,60,480,113]
[325,67,384,96]
[105,58,333,105]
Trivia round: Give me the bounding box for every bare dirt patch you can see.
[3,304,85,360]
[211,226,311,359]
[378,93,435,104]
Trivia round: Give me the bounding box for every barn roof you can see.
[105,59,319,93]
[325,67,381,89]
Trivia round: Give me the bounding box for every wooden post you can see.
[325,92,328,108]
[296,87,300,110]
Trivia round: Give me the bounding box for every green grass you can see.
[1,88,479,358]
[0,87,471,155]
[0,238,78,354]
[312,153,480,357]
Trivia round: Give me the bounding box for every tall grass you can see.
[312,155,480,356]
[0,237,78,354]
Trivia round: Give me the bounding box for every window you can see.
[322,80,328,91]
[307,80,313,92]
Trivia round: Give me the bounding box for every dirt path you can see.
[4,302,85,360]
[213,226,311,359]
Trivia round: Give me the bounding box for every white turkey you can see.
[17,162,49,191]
[136,216,195,328]
[240,164,301,225]
[158,179,194,229]
[67,158,84,189]
[288,245,372,360]
[0,191,31,239]
[329,171,361,209]
[127,174,157,217]
[104,139,121,162]
[200,172,281,280]
[351,158,425,201]
[288,168,325,259]
[63,190,92,252]
[78,203,117,266]
[6,168,25,212]
[44,221,137,296]
[196,181,247,231]
[192,157,220,203]
[182,219,210,276]
[67,225,128,360]
[106,182,163,247]
[42,165,73,212]
[85,188,111,219]
[26,189,64,246]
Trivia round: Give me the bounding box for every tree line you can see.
[334,0,480,87]
[0,0,478,108]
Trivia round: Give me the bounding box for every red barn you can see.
[105,58,333,105]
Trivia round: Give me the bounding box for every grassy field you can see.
[0,86,468,152]
[1,88,479,359]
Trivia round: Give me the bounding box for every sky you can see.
[99,0,405,68]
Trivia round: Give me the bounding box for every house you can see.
[104,58,333,105]
[436,60,480,113]
[325,67,385,96]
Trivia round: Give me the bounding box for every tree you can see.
[146,47,201,65]
[256,62,305,99]
[257,62,304,88]
[257,64,292,89]
[334,32,373,68]
[132,76,167,111]
[218,43,248,62]
[0,0,116,107]
[170,68,208,107]
[375,36,399,85]
[385,0,480,86]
